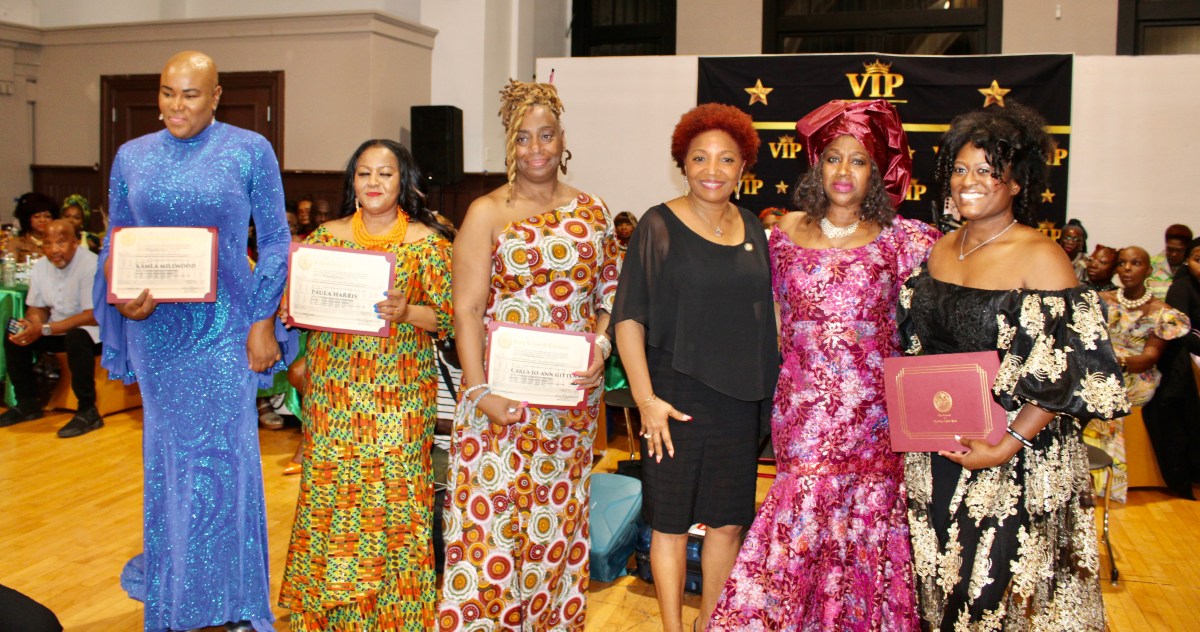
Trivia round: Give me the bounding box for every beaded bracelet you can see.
[594,335,613,360]
[1007,427,1034,449]
[636,394,658,409]
[461,383,491,403]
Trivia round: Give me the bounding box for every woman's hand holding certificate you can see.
[286,243,397,336]
[486,322,596,409]
[108,227,218,303]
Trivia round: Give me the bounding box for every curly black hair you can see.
[338,139,452,240]
[932,102,1054,226]
[789,159,896,226]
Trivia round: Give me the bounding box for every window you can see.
[1118,0,1200,54]
[764,0,1001,55]
[570,0,676,56]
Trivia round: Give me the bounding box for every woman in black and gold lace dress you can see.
[896,103,1129,630]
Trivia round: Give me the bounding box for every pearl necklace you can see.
[688,197,729,237]
[958,220,1018,260]
[819,217,859,240]
[1117,287,1152,310]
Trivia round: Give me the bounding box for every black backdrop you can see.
[697,54,1072,231]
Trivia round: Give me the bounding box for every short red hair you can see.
[671,103,760,171]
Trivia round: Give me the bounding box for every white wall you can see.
[422,0,568,174]
[535,54,1200,253]
[676,0,762,56]
[1003,0,1118,55]
[23,0,421,27]
[1069,55,1200,253]
[535,55,698,216]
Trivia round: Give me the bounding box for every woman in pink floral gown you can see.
[709,100,938,631]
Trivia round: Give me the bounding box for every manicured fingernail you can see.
[684,416,693,421]
[520,401,528,407]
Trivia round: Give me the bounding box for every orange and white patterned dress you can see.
[438,193,620,631]
[279,226,454,631]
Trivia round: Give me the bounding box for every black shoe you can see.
[0,405,43,428]
[225,621,253,632]
[57,407,103,438]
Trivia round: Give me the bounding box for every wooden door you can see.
[99,71,284,206]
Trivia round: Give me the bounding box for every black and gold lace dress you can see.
[897,263,1130,631]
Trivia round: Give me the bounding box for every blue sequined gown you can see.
[94,121,293,632]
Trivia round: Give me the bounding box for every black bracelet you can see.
[1007,427,1034,449]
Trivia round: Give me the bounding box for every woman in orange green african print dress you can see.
[279,139,454,631]
[438,80,620,631]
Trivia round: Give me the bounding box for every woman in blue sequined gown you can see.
[92,51,293,632]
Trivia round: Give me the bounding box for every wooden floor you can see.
[1,407,1197,631]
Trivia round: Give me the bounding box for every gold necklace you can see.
[352,207,407,250]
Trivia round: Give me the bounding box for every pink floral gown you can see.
[437,193,620,631]
[710,218,938,631]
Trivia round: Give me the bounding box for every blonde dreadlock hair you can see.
[498,79,565,201]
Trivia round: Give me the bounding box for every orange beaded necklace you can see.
[351,207,408,250]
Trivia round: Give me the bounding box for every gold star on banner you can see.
[745,79,773,106]
[908,147,916,159]
[1041,188,1056,203]
[775,181,789,194]
[777,134,795,144]
[978,80,1011,108]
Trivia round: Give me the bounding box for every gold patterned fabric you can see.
[897,264,1129,631]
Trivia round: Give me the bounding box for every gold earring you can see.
[683,176,690,196]
[158,113,164,121]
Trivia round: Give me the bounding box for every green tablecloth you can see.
[0,285,29,407]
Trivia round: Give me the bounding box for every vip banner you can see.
[697,54,1072,231]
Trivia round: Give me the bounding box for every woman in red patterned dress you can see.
[437,80,619,631]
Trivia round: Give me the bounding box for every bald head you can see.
[163,51,219,84]
[159,51,222,140]
[43,220,80,268]
[1120,246,1149,261]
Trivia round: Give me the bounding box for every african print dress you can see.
[1083,294,1189,501]
[898,264,1129,631]
[278,226,453,631]
[438,193,620,631]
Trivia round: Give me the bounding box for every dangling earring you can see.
[735,171,743,200]
[158,113,164,121]
[560,149,572,175]
[354,197,362,212]
[683,176,690,196]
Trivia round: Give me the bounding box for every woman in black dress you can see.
[1144,237,1200,498]
[612,103,778,632]
[897,103,1128,630]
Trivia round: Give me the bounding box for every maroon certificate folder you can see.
[884,351,1009,452]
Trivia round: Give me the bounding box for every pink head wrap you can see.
[796,99,911,209]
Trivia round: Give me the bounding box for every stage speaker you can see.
[411,105,464,186]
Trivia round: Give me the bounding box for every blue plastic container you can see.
[589,473,643,582]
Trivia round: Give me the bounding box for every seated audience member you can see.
[758,207,786,233]
[0,220,102,438]
[285,209,302,243]
[10,193,57,260]
[1085,244,1119,291]
[1084,246,1190,501]
[1148,224,1193,300]
[296,194,315,235]
[60,194,102,253]
[613,211,637,261]
[1058,218,1088,282]
[310,199,334,226]
[1144,237,1200,499]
